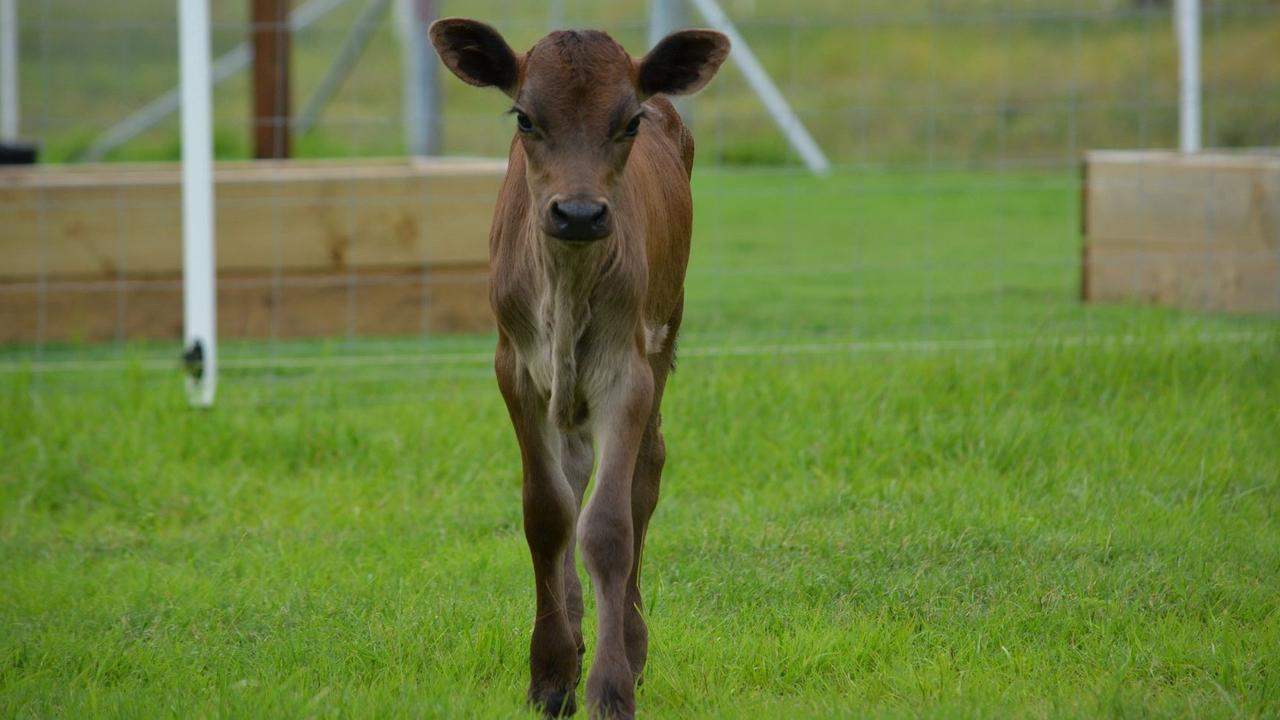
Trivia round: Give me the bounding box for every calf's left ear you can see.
[636,29,730,99]
[429,18,521,96]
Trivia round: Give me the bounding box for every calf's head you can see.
[430,19,729,243]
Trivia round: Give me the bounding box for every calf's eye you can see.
[624,115,642,137]
[516,112,534,133]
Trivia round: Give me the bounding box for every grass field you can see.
[3,159,1280,717]
[5,2,1280,713]
[3,329,1279,718]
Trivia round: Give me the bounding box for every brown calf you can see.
[429,18,729,719]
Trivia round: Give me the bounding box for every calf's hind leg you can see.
[560,433,594,666]
[623,414,664,684]
[624,329,677,683]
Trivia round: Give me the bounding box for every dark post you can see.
[251,0,291,159]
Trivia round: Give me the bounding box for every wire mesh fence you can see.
[2,0,1278,403]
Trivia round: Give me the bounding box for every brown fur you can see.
[430,19,728,719]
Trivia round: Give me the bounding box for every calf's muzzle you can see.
[545,195,612,242]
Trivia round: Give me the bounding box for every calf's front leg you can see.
[497,347,582,717]
[579,356,655,719]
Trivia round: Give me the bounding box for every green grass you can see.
[2,329,1279,717]
[6,2,1280,716]
[3,162,1280,716]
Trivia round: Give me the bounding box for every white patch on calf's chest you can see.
[505,240,652,432]
[514,316,655,433]
[645,323,669,356]
[521,336,556,398]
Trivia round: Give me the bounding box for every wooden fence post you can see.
[251,0,291,159]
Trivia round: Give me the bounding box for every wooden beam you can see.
[0,158,504,341]
[251,0,291,159]
[0,159,504,279]
[0,266,493,343]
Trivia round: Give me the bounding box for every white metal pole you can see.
[547,0,564,31]
[396,0,439,155]
[649,0,682,48]
[180,0,217,407]
[0,0,17,141]
[686,0,830,174]
[649,0,693,123]
[1175,0,1201,153]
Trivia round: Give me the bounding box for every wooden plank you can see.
[1083,150,1280,314]
[0,157,506,187]
[0,159,504,279]
[1084,243,1279,313]
[0,264,493,343]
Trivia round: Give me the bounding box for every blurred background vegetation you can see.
[13,0,1280,166]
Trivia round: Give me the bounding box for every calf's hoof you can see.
[587,692,634,720]
[529,685,577,718]
[586,671,635,720]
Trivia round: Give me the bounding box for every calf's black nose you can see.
[548,197,610,242]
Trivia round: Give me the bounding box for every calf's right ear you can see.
[428,18,520,96]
